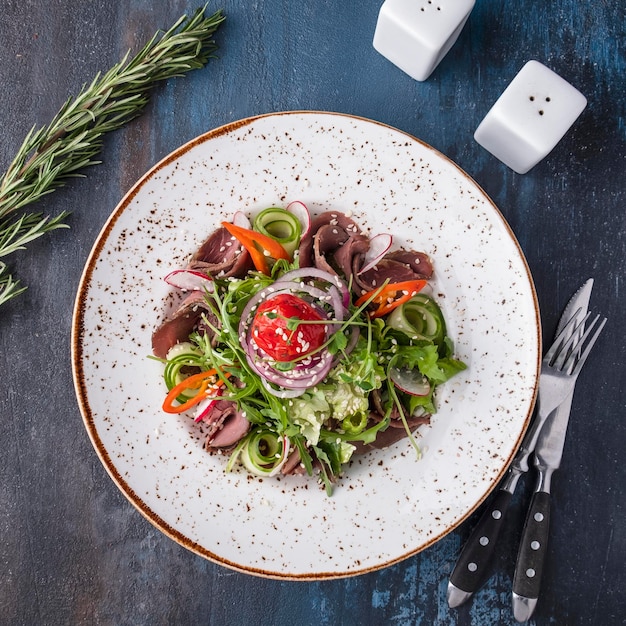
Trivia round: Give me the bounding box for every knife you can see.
[512,280,594,621]
[447,279,594,609]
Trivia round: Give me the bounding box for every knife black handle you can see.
[513,490,551,601]
[449,489,513,594]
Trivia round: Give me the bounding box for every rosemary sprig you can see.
[0,5,225,307]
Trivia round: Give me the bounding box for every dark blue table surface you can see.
[1,2,624,624]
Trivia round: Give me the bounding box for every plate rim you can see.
[71,110,541,579]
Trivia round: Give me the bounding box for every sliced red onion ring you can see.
[246,340,334,390]
[286,201,311,236]
[357,233,393,275]
[280,267,348,291]
[243,325,334,387]
[261,379,306,399]
[237,267,351,394]
[268,281,344,320]
[265,282,330,303]
[279,268,350,311]
[165,269,214,292]
[238,285,334,346]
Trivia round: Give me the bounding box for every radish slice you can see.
[233,211,251,229]
[286,201,311,236]
[389,366,431,396]
[193,387,225,422]
[164,269,214,292]
[358,233,392,275]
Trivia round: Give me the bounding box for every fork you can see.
[508,309,605,481]
[536,309,606,417]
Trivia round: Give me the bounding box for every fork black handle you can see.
[448,489,513,600]
[512,490,551,620]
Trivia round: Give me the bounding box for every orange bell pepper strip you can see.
[222,221,290,274]
[355,279,427,318]
[162,369,231,414]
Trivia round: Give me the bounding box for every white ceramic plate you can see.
[72,111,540,579]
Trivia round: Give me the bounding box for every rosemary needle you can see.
[0,5,225,307]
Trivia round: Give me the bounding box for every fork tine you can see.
[553,312,592,370]
[544,307,583,363]
[563,314,607,376]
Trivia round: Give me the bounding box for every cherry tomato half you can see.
[251,293,327,362]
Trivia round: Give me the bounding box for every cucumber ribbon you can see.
[253,206,302,256]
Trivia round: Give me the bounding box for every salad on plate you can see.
[151,202,466,494]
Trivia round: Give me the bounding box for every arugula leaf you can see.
[392,344,466,384]
[238,401,265,425]
[407,390,436,416]
[327,329,348,354]
[293,434,314,475]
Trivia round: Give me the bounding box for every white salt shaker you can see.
[373,0,476,82]
[474,60,587,174]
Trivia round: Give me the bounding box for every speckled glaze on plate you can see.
[72,111,540,579]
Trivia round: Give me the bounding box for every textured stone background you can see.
[1,1,624,624]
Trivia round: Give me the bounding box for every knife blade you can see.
[447,279,594,609]
[512,279,594,622]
